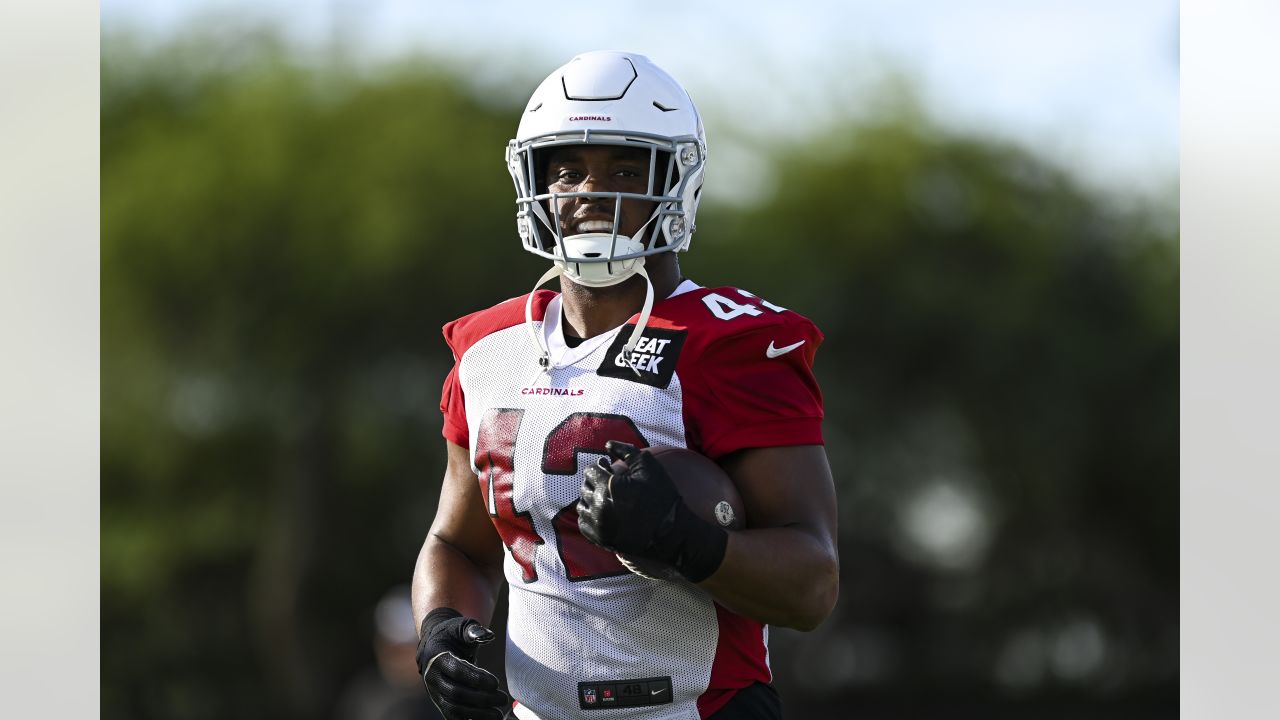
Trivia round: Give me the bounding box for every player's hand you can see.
[415,607,510,720]
[578,441,680,552]
[578,440,728,582]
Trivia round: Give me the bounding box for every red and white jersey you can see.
[439,280,824,720]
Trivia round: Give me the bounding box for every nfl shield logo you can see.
[584,688,597,705]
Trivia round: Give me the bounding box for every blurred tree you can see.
[103,30,542,719]
[686,114,1177,717]
[102,30,1176,720]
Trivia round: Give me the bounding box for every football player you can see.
[411,51,838,720]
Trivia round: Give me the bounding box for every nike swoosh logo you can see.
[766,339,805,358]
[651,688,667,695]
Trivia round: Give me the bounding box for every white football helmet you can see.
[506,51,708,288]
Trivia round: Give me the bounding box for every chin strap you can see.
[619,267,655,378]
[525,265,563,374]
[523,265,655,379]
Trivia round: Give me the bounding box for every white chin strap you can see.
[524,264,655,378]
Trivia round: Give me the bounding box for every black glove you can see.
[415,607,509,720]
[577,440,728,583]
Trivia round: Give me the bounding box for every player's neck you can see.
[559,255,682,340]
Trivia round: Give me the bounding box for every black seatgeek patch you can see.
[597,326,687,389]
[579,676,673,710]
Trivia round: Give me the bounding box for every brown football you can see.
[615,446,746,581]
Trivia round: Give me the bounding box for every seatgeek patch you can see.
[597,326,687,389]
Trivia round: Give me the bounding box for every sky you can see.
[101,0,1179,200]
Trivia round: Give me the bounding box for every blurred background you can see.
[101,2,1178,718]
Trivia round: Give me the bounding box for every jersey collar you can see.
[542,279,702,369]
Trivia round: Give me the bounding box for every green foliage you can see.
[688,119,1177,710]
[103,32,542,718]
[103,31,1177,720]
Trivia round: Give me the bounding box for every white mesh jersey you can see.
[438,280,824,720]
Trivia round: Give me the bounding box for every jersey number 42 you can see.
[475,409,650,583]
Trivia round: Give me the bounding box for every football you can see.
[616,446,746,581]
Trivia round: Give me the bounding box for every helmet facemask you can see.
[507,132,704,288]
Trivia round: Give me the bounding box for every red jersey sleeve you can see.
[439,360,469,448]
[680,315,825,460]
